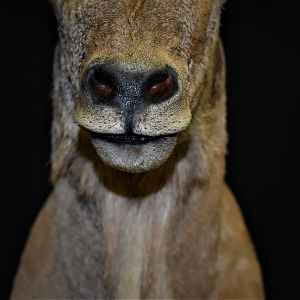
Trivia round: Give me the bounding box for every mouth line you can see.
[90,132,176,145]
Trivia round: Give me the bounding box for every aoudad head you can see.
[50,0,224,173]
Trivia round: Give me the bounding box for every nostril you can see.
[148,74,174,103]
[92,81,112,98]
[89,67,114,99]
[146,68,178,104]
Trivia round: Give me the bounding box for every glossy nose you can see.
[84,63,179,110]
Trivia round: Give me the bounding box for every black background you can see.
[1,0,299,299]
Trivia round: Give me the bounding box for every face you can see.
[51,0,222,173]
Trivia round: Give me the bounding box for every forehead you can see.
[59,0,214,44]
[60,0,213,20]
[56,0,216,71]
[63,0,212,8]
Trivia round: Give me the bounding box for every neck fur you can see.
[52,41,227,299]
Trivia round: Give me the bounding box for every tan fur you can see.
[12,0,264,299]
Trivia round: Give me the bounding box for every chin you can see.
[89,132,177,173]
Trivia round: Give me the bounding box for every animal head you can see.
[50,0,226,175]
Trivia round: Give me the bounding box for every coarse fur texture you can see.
[12,0,265,299]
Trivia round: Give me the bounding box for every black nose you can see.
[84,63,179,110]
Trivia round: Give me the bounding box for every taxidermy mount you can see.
[12,0,264,299]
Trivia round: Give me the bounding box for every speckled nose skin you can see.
[11,0,265,299]
[84,63,179,110]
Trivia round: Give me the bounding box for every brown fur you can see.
[12,0,264,299]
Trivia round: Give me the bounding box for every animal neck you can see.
[53,41,227,298]
[61,109,225,297]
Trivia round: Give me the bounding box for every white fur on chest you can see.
[54,175,182,298]
[102,188,175,298]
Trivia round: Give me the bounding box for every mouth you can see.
[87,129,178,172]
[90,132,176,145]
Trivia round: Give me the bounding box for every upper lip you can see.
[89,132,176,144]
